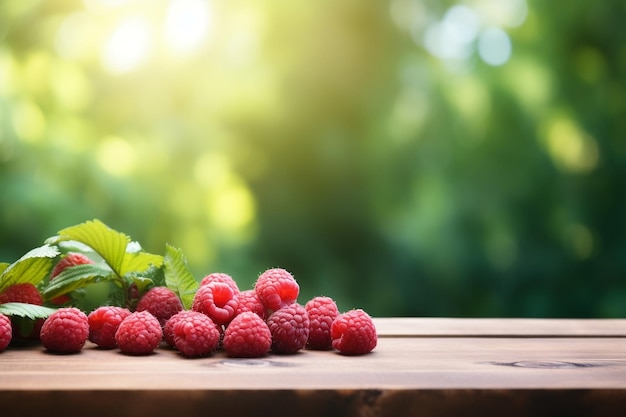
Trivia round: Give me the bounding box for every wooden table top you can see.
[2,317,626,416]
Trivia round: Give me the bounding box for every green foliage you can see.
[0,302,57,320]
[164,244,199,309]
[46,219,163,278]
[38,220,167,309]
[0,245,59,293]
[2,1,626,317]
[42,263,114,300]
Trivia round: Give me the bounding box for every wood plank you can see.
[2,319,626,416]
[2,337,626,390]
[374,317,626,337]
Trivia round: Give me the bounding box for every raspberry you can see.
[0,283,43,305]
[223,311,271,358]
[115,311,163,355]
[254,268,299,312]
[88,306,131,349]
[50,252,94,278]
[163,310,198,347]
[49,253,94,305]
[305,296,339,350]
[267,303,310,354]
[233,289,267,320]
[331,309,377,355]
[170,311,220,357]
[200,272,239,294]
[40,307,89,353]
[192,282,238,326]
[136,286,183,327]
[0,313,11,352]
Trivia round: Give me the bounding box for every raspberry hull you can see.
[254,268,299,312]
[192,282,238,326]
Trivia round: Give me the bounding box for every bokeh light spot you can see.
[102,17,152,74]
[424,7,478,63]
[165,0,212,53]
[12,100,46,144]
[475,0,528,28]
[96,136,136,177]
[542,115,599,174]
[206,176,256,234]
[478,27,512,66]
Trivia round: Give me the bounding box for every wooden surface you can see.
[2,318,626,416]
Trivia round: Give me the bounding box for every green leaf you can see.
[0,263,9,276]
[126,264,165,288]
[47,219,163,278]
[0,244,60,293]
[42,263,115,300]
[163,244,199,309]
[47,219,129,277]
[120,251,164,278]
[0,302,57,320]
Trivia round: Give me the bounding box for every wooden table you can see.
[2,318,626,416]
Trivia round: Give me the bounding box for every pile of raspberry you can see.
[1,268,377,358]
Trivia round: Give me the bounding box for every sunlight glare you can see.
[102,17,151,74]
[165,0,211,53]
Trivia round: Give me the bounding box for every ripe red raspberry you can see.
[223,311,271,358]
[136,286,183,327]
[40,307,89,353]
[254,268,299,312]
[50,252,94,277]
[88,306,131,349]
[0,313,11,352]
[192,282,238,326]
[331,309,377,355]
[0,283,44,305]
[233,289,267,320]
[200,272,239,294]
[163,310,198,347]
[49,253,94,305]
[0,283,45,340]
[267,303,310,354]
[305,296,339,350]
[170,311,220,357]
[115,311,162,355]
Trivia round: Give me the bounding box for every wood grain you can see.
[375,317,626,337]
[2,318,626,416]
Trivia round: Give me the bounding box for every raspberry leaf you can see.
[120,251,164,278]
[47,219,163,278]
[0,244,60,293]
[42,263,115,301]
[47,219,129,275]
[164,244,199,309]
[0,302,57,320]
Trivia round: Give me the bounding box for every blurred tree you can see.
[1,0,626,317]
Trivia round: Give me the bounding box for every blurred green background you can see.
[2,0,625,317]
